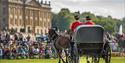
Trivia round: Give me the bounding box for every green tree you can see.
[122,17,125,32]
[52,8,122,34]
[94,15,119,33]
[80,12,97,22]
[51,13,58,28]
[57,8,74,31]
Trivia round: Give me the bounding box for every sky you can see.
[40,0,125,19]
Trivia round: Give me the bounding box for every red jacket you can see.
[70,21,83,31]
[84,21,95,25]
[70,21,95,31]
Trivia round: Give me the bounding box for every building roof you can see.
[25,0,51,8]
[25,0,32,4]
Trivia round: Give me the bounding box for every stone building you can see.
[0,0,52,35]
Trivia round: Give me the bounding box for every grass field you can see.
[0,57,125,63]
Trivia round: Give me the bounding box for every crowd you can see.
[107,32,125,53]
[0,29,125,59]
[0,31,56,59]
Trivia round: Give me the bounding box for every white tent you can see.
[118,24,123,35]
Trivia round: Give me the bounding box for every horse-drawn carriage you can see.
[70,25,111,63]
[48,25,111,63]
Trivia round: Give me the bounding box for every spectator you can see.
[17,46,23,56]
[26,35,31,41]
[45,46,52,59]
[0,31,53,59]
[33,47,39,55]
[39,45,45,58]
[4,46,10,59]
[0,46,3,59]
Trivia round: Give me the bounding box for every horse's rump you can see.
[55,36,70,49]
[48,29,71,49]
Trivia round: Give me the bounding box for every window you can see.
[37,29,39,34]
[28,27,31,33]
[20,28,25,32]
[10,18,13,25]
[2,1,6,5]
[20,19,21,25]
[41,30,43,34]
[15,19,17,25]
[2,18,7,29]
[2,7,6,14]
[2,18,6,24]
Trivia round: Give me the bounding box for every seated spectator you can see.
[23,47,29,58]
[26,35,31,41]
[0,46,3,59]
[3,47,10,59]
[32,47,39,58]
[45,46,52,59]
[33,47,39,55]
[39,46,45,58]
[17,46,26,58]
[10,48,17,59]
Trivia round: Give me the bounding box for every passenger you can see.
[84,16,95,25]
[70,15,83,32]
[70,15,95,32]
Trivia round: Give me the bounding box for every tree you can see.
[52,8,74,31]
[51,13,58,29]
[52,8,122,34]
[80,12,96,22]
[122,17,125,32]
[57,15,69,31]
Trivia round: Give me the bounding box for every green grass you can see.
[0,57,125,63]
[80,57,125,63]
[0,59,58,63]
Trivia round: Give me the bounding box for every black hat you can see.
[86,16,91,20]
[74,15,79,20]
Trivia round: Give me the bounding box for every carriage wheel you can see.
[104,44,111,63]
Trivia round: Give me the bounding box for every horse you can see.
[48,29,71,63]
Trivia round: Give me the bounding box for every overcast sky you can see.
[41,0,125,19]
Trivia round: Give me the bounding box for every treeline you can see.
[52,8,125,34]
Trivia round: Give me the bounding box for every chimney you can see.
[41,0,43,4]
[48,1,51,6]
[36,0,39,2]
[45,1,47,4]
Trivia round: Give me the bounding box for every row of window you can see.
[9,6,51,28]
[10,27,48,34]
[9,17,51,27]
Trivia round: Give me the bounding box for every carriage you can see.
[70,25,111,63]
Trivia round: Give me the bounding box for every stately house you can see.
[0,0,52,35]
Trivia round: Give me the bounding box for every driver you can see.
[70,15,83,32]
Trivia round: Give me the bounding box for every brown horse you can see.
[48,29,71,63]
